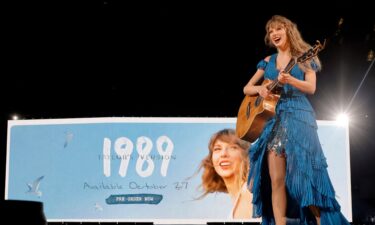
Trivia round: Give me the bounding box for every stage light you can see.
[336,113,349,126]
[12,115,19,120]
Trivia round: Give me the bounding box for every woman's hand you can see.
[278,71,292,84]
[257,85,270,98]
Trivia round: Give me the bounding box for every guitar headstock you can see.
[297,39,326,63]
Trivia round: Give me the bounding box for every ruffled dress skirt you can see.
[248,94,350,225]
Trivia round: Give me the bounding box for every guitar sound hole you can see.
[246,102,251,118]
[255,96,261,107]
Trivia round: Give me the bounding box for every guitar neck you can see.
[283,57,296,73]
[268,58,296,92]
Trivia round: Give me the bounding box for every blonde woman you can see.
[198,128,252,219]
[243,15,350,225]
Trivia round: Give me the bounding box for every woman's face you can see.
[268,23,288,49]
[211,139,243,180]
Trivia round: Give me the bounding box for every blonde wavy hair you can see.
[264,15,322,71]
[197,129,250,199]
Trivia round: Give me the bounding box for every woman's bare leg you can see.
[268,150,287,225]
[309,205,321,225]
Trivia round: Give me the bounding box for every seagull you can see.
[94,202,103,211]
[64,131,74,148]
[26,176,44,198]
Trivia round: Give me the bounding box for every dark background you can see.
[1,1,374,224]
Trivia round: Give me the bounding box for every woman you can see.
[198,128,252,219]
[243,15,350,225]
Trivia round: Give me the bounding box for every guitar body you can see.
[236,79,280,142]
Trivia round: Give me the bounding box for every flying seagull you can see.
[64,131,74,148]
[26,175,44,198]
[94,202,103,211]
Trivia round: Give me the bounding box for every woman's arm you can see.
[278,68,316,94]
[243,69,265,96]
[243,56,271,98]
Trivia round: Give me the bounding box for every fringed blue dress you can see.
[248,54,350,225]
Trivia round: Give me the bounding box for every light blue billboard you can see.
[5,117,351,223]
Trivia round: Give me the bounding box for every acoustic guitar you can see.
[236,40,326,142]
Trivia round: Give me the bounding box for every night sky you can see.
[1,1,374,222]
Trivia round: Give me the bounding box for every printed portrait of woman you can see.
[197,128,253,219]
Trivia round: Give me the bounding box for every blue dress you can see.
[248,54,350,225]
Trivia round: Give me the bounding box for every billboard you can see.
[5,117,351,223]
